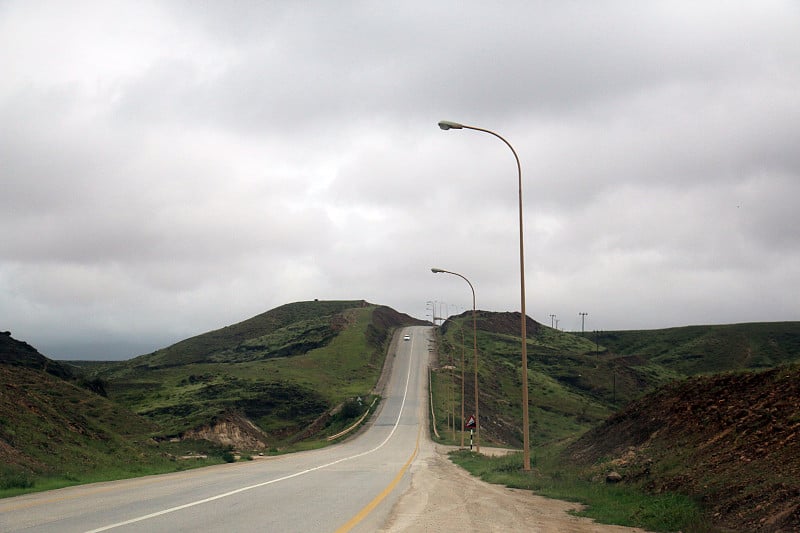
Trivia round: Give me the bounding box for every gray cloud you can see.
[1,1,798,359]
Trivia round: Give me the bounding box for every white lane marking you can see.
[85,334,416,533]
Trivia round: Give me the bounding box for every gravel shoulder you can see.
[379,438,649,532]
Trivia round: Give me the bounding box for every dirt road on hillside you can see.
[379,440,648,533]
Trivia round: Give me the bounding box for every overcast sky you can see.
[2,1,799,360]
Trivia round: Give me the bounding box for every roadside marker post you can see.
[465,414,476,451]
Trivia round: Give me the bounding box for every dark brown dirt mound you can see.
[567,365,800,532]
[0,331,73,380]
[443,311,541,338]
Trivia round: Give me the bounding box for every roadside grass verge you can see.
[0,458,227,499]
[449,448,711,532]
[0,439,234,499]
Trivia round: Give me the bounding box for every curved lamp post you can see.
[431,267,479,452]
[437,120,531,471]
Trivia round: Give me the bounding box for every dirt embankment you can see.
[567,365,800,532]
[181,412,271,449]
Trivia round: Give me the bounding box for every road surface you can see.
[0,326,431,533]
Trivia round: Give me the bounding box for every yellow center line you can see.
[335,424,421,533]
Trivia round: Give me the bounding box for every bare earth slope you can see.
[567,365,800,532]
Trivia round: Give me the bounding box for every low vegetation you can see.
[0,363,233,498]
[450,449,706,532]
[430,314,800,531]
[0,300,422,496]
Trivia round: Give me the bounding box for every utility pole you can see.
[549,314,556,328]
[460,326,465,448]
[579,312,588,335]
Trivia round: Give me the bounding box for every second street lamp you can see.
[431,267,479,452]
[438,120,531,471]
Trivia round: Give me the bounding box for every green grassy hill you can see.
[431,315,800,447]
[114,300,373,369]
[433,312,680,446]
[0,333,234,496]
[597,321,800,374]
[1,364,153,479]
[95,301,423,444]
[430,314,800,531]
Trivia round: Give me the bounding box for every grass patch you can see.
[448,448,709,532]
[0,455,227,499]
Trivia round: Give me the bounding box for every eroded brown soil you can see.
[567,365,800,532]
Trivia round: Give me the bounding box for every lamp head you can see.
[438,120,463,131]
[431,268,445,273]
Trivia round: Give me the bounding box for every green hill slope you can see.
[118,300,374,369]
[96,301,424,446]
[434,312,680,446]
[432,315,800,447]
[431,315,800,531]
[597,321,800,374]
[0,364,155,478]
[0,334,232,495]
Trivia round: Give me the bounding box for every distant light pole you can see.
[431,267,480,452]
[427,300,438,325]
[438,120,531,470]
[579,312,588,335]
[550,314,556,329]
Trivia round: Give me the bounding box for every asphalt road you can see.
[0,325,432,533]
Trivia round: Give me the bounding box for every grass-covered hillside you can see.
[430,314,800,531]
[597,321,800,375]
[0,332,235,496]
[94,300,424,446]
[112,300,375,369]
[432,312,680,447]
[431,314,800,447]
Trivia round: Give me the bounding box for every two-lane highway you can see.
[0,326,433,533]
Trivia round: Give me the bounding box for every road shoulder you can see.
[380,441,649,532]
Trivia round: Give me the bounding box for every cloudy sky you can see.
[2,1,799,360]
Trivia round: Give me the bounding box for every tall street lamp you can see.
[438,120,531,471]
[431,267,479,452]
